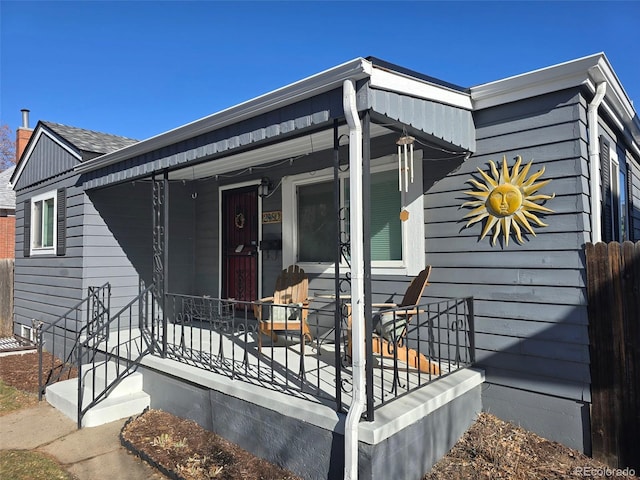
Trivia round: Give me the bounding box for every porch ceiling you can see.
[166,122,394,181]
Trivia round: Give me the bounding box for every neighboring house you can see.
[0,165,16,258]
[9,53,640,479]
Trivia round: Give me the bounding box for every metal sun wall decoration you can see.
[462,155,555,246]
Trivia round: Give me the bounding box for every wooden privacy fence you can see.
[0,259,14,337]
[585,241,640,471]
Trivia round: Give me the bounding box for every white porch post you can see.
[343,78,365,480]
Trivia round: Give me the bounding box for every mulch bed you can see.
[121,409,302,480]
[0,350,77,394]
[423,413,638,480]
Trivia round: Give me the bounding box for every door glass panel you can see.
[298,181,336,262]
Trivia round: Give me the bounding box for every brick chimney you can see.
[16,109,33,164]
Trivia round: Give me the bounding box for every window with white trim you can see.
[20,324,36,343]
[282,151,425,275]
[30,190,57,255]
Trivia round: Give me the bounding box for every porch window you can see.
[297,171,402,263]
[283,151,425,275]
[297,181,336,262]
[31,191,56,254]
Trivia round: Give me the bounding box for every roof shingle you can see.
[42,121,138,156]
[0,165,16,210]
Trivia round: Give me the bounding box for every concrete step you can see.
[45,362,150,428]
[79,361,144,396]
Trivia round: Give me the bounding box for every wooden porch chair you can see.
[253,265,313,353]
[349,266,440,374]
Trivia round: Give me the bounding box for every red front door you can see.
[222,187,258,303]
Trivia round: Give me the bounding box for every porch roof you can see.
[76,57,476,189]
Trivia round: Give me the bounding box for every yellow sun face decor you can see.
[462,155,555,246]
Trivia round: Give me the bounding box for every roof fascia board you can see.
[10,126,82,188]
[589,63,640,156]
[589,54,638,124]
[370,65,473,110]
[470,54,604,109]
[76,58,373,175]
[471,53,639,147]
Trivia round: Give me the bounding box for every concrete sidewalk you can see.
[0,402,166,480]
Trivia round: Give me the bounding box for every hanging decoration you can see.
[397,134,415,222]
[462,155,555,246]
[234,212,246,229]
[396,134,415,193]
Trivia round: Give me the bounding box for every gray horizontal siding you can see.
[472,299,588,325]
[13,172,85,329]
[478,355,589,401]
[168,182,196,294]
[426,212,590,239]
[474,315,589,344]
[430,250,585,269]
[83,182,153,314]
[431,267,584,288]
[194,178,219,296]
[426,88,591,407]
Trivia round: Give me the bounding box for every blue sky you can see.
[1,1,638,141]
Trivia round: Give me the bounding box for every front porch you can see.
[39,287,482,479]
[63,58,483,478]
[87,288,477,412]
[145,293,476,411]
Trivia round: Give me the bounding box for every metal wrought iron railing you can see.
[37,280,475,425]
[75,284,154,428]
[153,292,475,414]
[365,296,475,409]
[158,293,340,405]
[37,283,111,401]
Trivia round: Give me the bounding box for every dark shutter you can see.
[56,188,66,256]
[23,200,31,258]
[627,161,635,241]
[600,136,612,242]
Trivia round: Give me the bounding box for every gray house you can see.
[10,53,640,479]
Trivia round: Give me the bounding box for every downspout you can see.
[588,82,607,243]
[343,78,365,480]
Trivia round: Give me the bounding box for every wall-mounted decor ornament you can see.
[462,155,555,246]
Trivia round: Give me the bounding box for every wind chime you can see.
[396,134,415,222]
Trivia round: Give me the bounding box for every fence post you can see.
[0,259,14,337]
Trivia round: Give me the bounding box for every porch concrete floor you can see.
[95,323,456,409]
[89,324,483,447]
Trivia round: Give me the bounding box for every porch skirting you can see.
[135,353,484,480]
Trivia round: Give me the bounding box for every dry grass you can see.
[0,379,38,415]
[0,450,75,480]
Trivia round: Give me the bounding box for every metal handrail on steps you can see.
[75,284,154,428]
[37,282,111,401]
